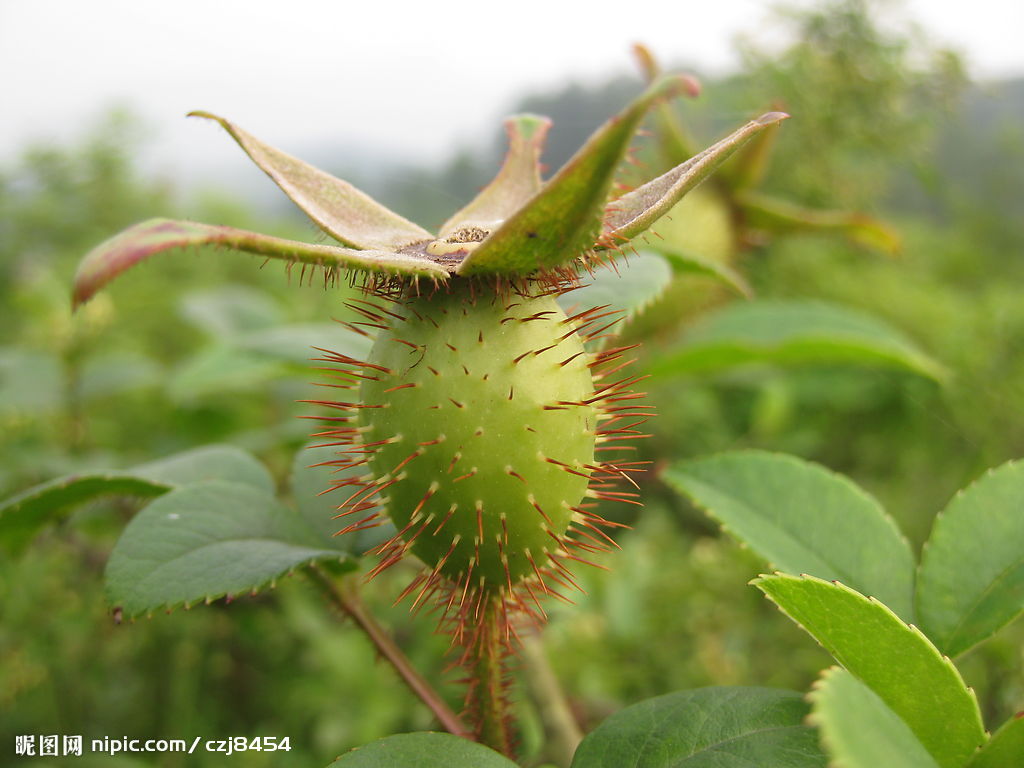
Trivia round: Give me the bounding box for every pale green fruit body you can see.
[358,284,596,589]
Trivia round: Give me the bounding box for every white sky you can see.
[2,0,1022,182]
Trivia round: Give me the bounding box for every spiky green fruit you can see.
[357,285,596,590]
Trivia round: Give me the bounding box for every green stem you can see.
[61,348,87,454]
[308,565,470,739]
[521,634,582,766]
[466,595,515,756]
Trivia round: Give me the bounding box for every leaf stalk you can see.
[308,564,470,739]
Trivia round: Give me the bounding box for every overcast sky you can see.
[2,0,1022,184]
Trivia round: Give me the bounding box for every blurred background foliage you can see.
[2,1,1023,765]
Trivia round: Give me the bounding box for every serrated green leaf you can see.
[570,686,825,768]
[457,76,695,277]
[327,732,518,767]
[755,574,985,768]
[966,713,1024,768]
[72,218,447,308]
[190,111,433,250]
[917,460,1024,657]
[2,475,168,553]
[440,115,550,237]
[0,445,272,552]
[601,112,789,245]
[653,245,752,297]
[106,481,350,616]
[557,251,673,344]
[809,667,940,768]
[649,299,945,381]
[739,192,902,256]
[666,451,915,620]
[290,441,393,555]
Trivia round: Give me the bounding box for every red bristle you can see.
[390,337,422,350]
[395,572,428,605]
[447,452,463,473]
[391,448,424,474]
[411,484,438,517]
[527,497,553,525]
[569,523,617,549]
[433,504,459,535]
[571,506,631,528]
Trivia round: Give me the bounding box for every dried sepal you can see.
[72,218,447,308]
[456,75,699,277]
[439,115,551,238]
[631,42,661,83]
[600,111,790,247]
[189,111,433,250]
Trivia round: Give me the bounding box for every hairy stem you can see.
[308,565,469,738]
[464,595,515,756]
[521,634,582,766]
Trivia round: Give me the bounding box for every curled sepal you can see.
[601,112,790,247]
[439,114,551,237]
[189,111,432,250]
[739,192,902,256]
[632,43,701,163]
[457,75,698,277]
[72,218,447,308]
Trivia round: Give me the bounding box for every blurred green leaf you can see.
[809,667,940,768]
[739,192,902,256]
[650,186,736,265]
[168,345,284,401]
[80,350,161,400]
[755,574,985,768]
[966,714,1024,768]
[328,732,518,767]
[0,445,272,552]
[570,686,825,768]
[917,460,1024,657]
[106,481,351,617]
[666,451,915,620]
[237,322,373,366]
[169,317,371,401]
[653,245,752,297]
[649,299,945,381]
[559,251,673,342]
[0,347,62,415]
[179,286,283,338]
